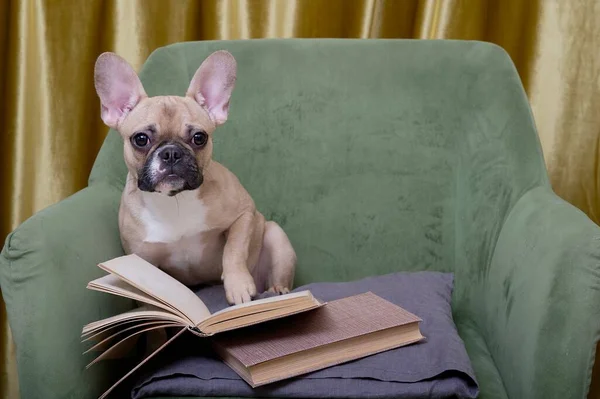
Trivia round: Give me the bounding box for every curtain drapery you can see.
[1,1,599,397]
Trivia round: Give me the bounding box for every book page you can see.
[83,321,181,353]
[83,319,173,343]
[199,291,321,333]
[85,324,183,369]
[87,273,190,321]
[209,290,313,318]
[202,301,323,335]
[98,254,210,325]
[82,305,187,336]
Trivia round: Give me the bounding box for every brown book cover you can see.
[211,291,425,387]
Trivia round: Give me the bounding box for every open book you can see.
[82,254,323,398]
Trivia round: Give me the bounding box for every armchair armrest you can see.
[0,183,134,399]
[482,186,600,399]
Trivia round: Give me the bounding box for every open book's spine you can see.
[187,326,211,337]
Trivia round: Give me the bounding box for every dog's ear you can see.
[186,50,237,126]
[94,52,147,129]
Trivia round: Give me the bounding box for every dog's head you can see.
[93,50,236,196]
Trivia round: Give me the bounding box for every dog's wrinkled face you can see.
[93,50,237,196]
[120,97,212,196]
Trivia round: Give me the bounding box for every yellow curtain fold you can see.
[1,1,599,398]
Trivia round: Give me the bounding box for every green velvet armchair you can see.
[1,39,599,399]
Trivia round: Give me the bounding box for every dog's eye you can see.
[132,133,149,148]
[192,132,208,147]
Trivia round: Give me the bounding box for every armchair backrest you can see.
[89,39,549,315]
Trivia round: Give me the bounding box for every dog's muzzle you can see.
[138,141,203,195]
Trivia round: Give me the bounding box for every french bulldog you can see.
[93,50,296,305]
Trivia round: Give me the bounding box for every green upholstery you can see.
[1,38,599,399]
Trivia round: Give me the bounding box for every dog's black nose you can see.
[157,145,182,165]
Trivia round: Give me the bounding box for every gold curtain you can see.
[1,1,599,397]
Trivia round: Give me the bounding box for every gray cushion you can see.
[131,271,479,399]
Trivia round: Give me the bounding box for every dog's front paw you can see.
[223,272,257,305]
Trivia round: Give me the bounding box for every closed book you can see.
[211,291,425,387]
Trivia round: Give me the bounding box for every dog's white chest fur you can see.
[140,190,207,243]
[136,190,223,285]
